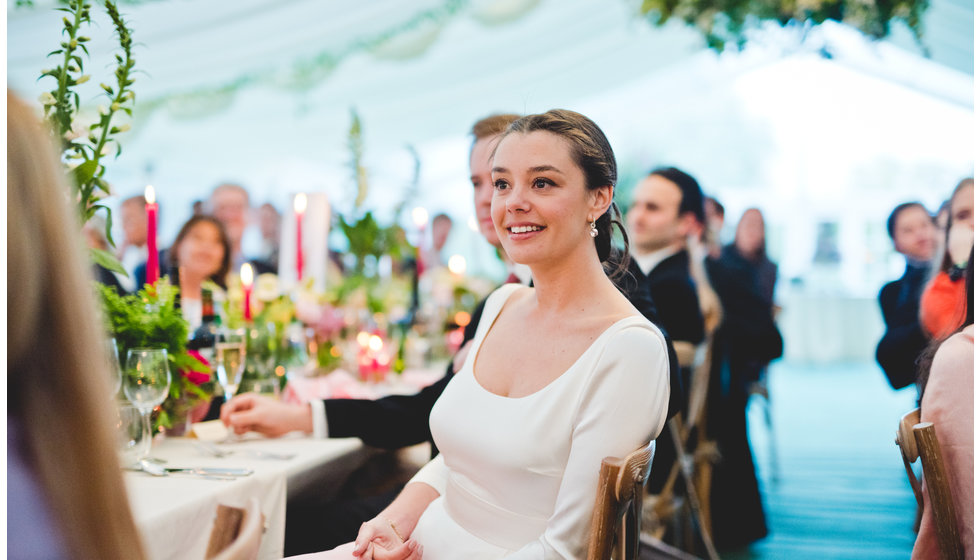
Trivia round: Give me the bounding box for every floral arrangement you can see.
[99,281,212,431]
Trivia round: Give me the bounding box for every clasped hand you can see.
[219,393,313,437]
[352,517,423,559]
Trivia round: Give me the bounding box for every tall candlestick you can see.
[294,193,307,282]
[241,263,254,321]
[144,185,159,286]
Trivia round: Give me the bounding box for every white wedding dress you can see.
[407,284,670,559]
[300,284,670,560]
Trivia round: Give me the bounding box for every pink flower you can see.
[181,350,211,386]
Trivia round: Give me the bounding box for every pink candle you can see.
[144,185,159,286]
[294,194,307,282]
[241,263,254,321]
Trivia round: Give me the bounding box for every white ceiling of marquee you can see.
[6,0,975,260]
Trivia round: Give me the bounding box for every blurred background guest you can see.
[83,214,128,295]
[8,89,146,560]
[116,194,148,292]
[258,202,282,271]
[920,178,973,340]
[207,182,276,275]
[705,207,784,550]
[163,215,232,329]
[875,201,938,390]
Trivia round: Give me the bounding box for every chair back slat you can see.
[587,441,654,560]
[914,422,964,560]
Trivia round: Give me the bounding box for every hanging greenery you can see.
[38,0,136,274]
[638,0,929,50]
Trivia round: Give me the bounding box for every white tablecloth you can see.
[127,435,370,560]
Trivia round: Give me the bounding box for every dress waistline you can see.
[444,475,548,550]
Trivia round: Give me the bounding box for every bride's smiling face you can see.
[490,130,603,266]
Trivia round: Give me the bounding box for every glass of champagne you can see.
[122,348,171,460]
[216,328,247,403]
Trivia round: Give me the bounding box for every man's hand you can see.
[219,393,313,437]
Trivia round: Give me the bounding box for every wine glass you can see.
[105,337,123,397]
[122,348,171,460]
[215,328,247,403]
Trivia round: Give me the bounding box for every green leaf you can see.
[90,247,127,276]
[71,159,98,186]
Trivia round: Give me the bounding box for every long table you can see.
[126,434,374,560]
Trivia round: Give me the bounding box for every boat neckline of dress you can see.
[468,286,649,401]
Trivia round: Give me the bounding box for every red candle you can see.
[294,194,307,282]
[241,263,254,321]
[144,185,159,286]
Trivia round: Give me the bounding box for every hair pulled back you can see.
[500,109,630,278]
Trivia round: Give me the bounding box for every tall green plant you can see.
[39,0,136,273]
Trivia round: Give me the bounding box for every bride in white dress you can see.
[294,109,670,560]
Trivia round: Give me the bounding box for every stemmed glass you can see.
[105,337,123,397]
[122,348,171,460]
[215,328,247,403]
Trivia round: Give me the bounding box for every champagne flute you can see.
[215,328,247,403]
[122,348,171,460]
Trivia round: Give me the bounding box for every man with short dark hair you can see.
[626,166,706,494]
[876,201,937,390]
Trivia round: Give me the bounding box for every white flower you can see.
[254,273,280,302]
[38,92,57,106]
[115,123,131,133]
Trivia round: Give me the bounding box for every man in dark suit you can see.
[876,202,937,390]
[222,115,682,553]
[625,167,706,495]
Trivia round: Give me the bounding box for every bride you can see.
[295,109,670,559]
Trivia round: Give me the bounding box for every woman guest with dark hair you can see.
[920,178,973,340]
[705,207,783,550]
[293,109,671,559]
[163,215,232,329]
[913,249,974,559]
[8,90,146,559]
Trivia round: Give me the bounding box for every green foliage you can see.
[638,0,929,49]
[39,0,136,256]
[98,280,212,431]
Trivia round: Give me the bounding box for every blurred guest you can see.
[164,215,232,330]
[207,182,275,275]
[425,212,454,269]
[258,202,282,271]
[82,215,128,295]
[913,250,973,560]
[876,202,938,390]
[626,166,705,494]
[8,90,146,559]
[921,179,974,340]
[705,207,784,549]
[704,195,725,258]
[116,194,148,292]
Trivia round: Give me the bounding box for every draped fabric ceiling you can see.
[7,0,975,287]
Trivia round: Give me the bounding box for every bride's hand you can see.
[352,518,423,559]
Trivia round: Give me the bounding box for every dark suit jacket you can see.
[324,266,683,457]
[875,262,931,390]
[631,251,705,346]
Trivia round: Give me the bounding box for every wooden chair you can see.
[587,441,655,560]
[205,498,265,560]
[895,408,963,560]
[643,337,720,560]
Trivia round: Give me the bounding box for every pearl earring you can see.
[589,218,598,238]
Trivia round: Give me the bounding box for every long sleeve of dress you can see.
[505,324,670,559]
[912,326,974,560]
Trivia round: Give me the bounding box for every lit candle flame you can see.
[412,207,428,228]
[448,255,466,275]
[294,193,307,214]
[368,334,384,352]
[144,185,155,204]
[240,263,254,287]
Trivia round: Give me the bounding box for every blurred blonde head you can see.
[7,90,145,559]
